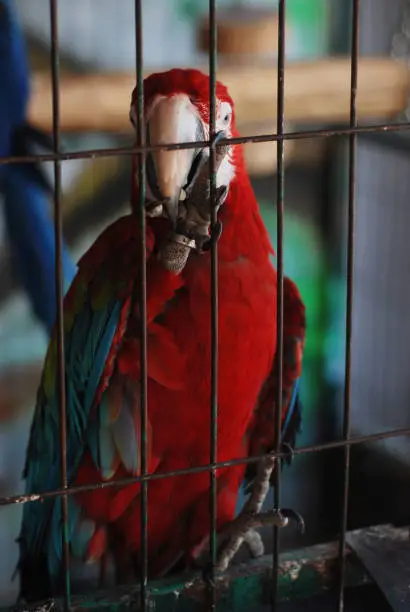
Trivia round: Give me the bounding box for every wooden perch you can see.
[28,58,409,134]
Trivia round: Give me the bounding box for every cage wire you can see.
[1,0,410,611]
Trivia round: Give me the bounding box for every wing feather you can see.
[244,276,306,488]
[20,217,148,577]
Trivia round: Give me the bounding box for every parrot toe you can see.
[198,454,305,577]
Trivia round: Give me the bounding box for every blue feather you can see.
[3,168,77,330]
[238,377,303,508]
[0,0,76,333]
[84,301,122,409]
[281,377,300,439]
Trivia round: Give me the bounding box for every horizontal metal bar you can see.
[2,425,410,508]
[1,121,410,165]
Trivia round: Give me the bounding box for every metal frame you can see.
[1,0,410,610]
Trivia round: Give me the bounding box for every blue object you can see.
[236,376,303,514]
[0,0,76,333]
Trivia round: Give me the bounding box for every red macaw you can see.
[18,68,305,602]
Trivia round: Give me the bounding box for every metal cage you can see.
[1,0,410,610]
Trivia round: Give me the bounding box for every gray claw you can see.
[145,201,164,217]
[279,508,305,534]
[281,442,295,467]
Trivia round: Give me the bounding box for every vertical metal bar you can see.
[271,1,286,610]
[337,1,359,610]
[208,0,218,609]
[49,0,70,608]
[134,2,148,610]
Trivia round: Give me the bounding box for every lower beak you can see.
[147,95,202,223]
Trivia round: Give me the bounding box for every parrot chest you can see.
[151,255,277,461]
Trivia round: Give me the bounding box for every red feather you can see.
[247,276,306,459]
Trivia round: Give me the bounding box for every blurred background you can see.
[0,0,410,605]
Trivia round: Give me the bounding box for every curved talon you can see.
[279,507,305,534]
[145,201,164,218]
[212,220,223,242]
[280,442,295,467]
[199,221,223,253]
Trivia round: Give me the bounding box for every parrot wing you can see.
[244,275,306,489]
[19,214,186,583]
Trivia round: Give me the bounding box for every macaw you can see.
[0,0,76,333]
[18,68,305,602]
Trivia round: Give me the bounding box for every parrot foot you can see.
[210,506,304,575]
[215,453,304,572]
[182,454,304,606]
[222,454,304,572]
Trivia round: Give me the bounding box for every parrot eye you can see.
[219,102,232,128]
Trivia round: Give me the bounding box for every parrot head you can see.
[130,68,237,224]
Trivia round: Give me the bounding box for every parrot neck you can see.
[218,162,274,262]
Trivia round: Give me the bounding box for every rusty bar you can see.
[2,425,410,509]
[0,122,410,166]
[208,0,218,608]
[133,1,149,610]
[272,0,286,610]
[338,1,359,610]
[49,0,71,608]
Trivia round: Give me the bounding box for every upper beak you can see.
[146,94,203,224]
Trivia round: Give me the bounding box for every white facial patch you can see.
[130,94,236,202]
[201,100,235,189]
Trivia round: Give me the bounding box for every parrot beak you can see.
[146,95,204,224]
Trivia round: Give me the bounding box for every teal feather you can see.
[71,518,96,558]
[111,403,140,475]
[48,499,63,575]
[19,272,126,585]
[98,423,118,480]
[67,496,82,541]
[281,378,301,439]
[84,303,122,410]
